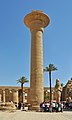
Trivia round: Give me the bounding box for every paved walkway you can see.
[0,110,72,120]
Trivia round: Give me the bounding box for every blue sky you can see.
[0,0,72,87]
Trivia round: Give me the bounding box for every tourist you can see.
[52,102,55,112]
[49,103,52,112]
[60,102,63,112]
[44,104,49,112]
[55,103,58,112]
[58,103,61,112]
[18,102,21,109]
[42,102,45,111]
[21,103,23,111]
[40,102,45,112]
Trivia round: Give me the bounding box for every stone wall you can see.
[0,83,72,103]
[62,78,72,101]
[0,86,56,103]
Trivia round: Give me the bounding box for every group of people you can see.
[55,102,64,112]
[40,101,64,112]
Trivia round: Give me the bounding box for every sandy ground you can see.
[0,110,72,120]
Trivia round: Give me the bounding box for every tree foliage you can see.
[44,64,58,104]
[17,76,29,103]
[44,64,58,72]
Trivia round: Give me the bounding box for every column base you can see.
[29,105,41,111]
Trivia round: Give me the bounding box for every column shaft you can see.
[3,90,5,103]
[0,94,2,102]
[12,90,18,103]
[30,29,44,109]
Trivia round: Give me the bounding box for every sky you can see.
[0,0,72,87]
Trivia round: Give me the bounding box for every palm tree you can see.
[44,64,58,105]
[61,83,64,101]
[17,76,29,103]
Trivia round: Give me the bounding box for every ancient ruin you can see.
[24,10,50,110]
[55,79,62,103]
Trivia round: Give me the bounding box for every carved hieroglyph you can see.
[24,10,50,110]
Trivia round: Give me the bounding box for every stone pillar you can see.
[16,90,19,105]
[23,92,25,103]
[24,10,50,110]
[12,90,18,103]
[9,90,12,102]
[0,94,2,102]
[3,90,5,103]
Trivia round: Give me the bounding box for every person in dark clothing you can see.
[18,102,21,109]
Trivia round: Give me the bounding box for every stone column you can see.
[24,10,50,110]
[23,92,25,103]
[3,90,5,103]
[12,90,18,103]
[0,94,2,102]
